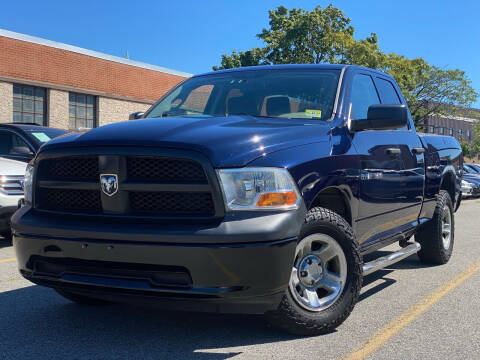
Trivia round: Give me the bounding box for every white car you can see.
[0,157,27,239]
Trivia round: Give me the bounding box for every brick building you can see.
[422,107,480,143]
[0,29,191,130]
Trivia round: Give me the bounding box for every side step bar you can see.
[363,242,421,276]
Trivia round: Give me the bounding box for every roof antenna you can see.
[125,50,129,59]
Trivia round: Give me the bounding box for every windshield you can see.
[146,69,340,121]
[25,128,69,145]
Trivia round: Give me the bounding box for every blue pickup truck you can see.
[12,64,462,335]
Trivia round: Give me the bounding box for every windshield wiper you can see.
[228,113,286,119]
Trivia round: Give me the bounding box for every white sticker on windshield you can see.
[31,132,51,142]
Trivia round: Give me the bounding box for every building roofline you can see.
[0,28,193,78]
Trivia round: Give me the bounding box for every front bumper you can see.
[12,206,304,313]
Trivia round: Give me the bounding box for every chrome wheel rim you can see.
[441,205,452,250]
[289,234,347,312]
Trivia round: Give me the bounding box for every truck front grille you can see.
[43,156,99,181]
[35,150,222,219]
[40,189,102,212]
[130,191,214,215]
[0,175,24,196]
[127,157,206,182]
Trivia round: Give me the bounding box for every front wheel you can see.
[267,208,362,335]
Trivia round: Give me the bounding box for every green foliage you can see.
[213,4,478,129]
[257,5,353,64]
[212,48,266,71]
[465,120,480,159]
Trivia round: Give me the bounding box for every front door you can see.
[348,72,424,245]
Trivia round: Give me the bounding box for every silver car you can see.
[0,157,26,240]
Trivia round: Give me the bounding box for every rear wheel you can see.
[267,208,362,335]
[415,190,454,264]
[55,289,111,306]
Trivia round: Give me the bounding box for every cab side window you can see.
[375,78,401,104]
[0,130,31,156]
[375,77,408,130]
[0,131,10,156]
[350,74,380,120]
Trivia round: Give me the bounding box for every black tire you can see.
[0,231,12,242]
[55,289,111,306]
[266,208,362,336]
[415,190,454,265]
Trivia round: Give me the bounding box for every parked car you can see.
[12,64,462,335]
[461,165,480,197]
[0,123,68,239]
[464,163,480,174]
[467,163,480,172]
[0,157,27,240]
[0,123,69,163]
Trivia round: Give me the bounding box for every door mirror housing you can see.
[129,111,145,120]
[349,104,408,132]
[10,146,34,157]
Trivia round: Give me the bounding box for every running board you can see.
[362,242,421,276]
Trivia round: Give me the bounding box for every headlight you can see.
[217,167,300,210]
[461,179,473,188]
[24,164,34,205]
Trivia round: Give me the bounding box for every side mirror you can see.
[129,111,145,120]
[349,104,408,132]
[10,146,34,157]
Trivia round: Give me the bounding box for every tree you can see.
[213,4,478,129]
[212,48,266,71]
[257,5,354,64]
[464,119,480,159]
[383,55,478,127]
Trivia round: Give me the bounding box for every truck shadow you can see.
[0,238,12,249]
[0,285,299,360]
[359,251,433,302]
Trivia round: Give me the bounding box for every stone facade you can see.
[0,81,12,124]
[98,97,150,127]
[48,89,69,129]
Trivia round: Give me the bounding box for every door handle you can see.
[385,148,401,156]
[412,147,425,154]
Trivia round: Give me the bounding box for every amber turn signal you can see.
[256,191,297,207]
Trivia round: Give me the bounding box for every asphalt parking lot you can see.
[0,200,479,360]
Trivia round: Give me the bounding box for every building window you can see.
[69,93,96,130]
[458,128,463,139]
[13,84,47,125]
[438,127,444,135]
[449,128,453,136]
[428,125,434,133]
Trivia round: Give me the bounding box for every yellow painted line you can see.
[343,261,480,360]
[0,257,16,264]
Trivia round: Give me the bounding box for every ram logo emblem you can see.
[100,174,119,196]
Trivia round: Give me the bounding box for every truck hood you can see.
[42,116,332,167]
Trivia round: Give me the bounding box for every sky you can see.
[1,0,480,106]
